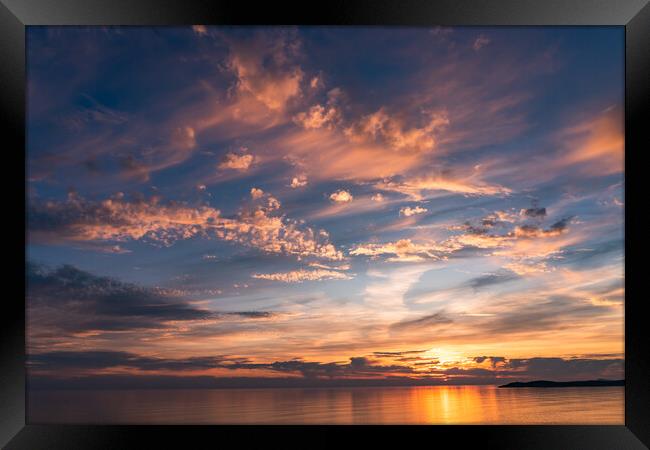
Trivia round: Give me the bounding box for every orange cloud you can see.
[400,206,428,217]
[350,238,450,262]
[252,269,353,283]
[29,193,343,260]
[345,108,449,153]
[351,208,576,268]
[226,30,303,112]
[250,187,264,199]
[556,106,624,176]
[329,189,353,203]
[192,25,208,35]
[270,127,425,181]
[218,152,254,171]
[290,175,308,188]
[293,104,339,129]
[375,176,511,201]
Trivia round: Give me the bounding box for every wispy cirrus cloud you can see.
[555,106,624,176]
[375,175,511,201]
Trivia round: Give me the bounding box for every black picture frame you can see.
[1,0,648,448]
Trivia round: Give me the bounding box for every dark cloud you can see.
[482,295,608,335]
[372,350,427,357]
[232,356,416,378]
[461,221,489,235]
[28,263,214,331]
[227,311,274,318]
[28,350,416,379]
[432,356,623,381]
[28,350,624,386]
[522,207,546,218]
[548,216,572,233]
[503,357,624,380]
[472,356,506,367]
[27,263,274,335]
[465,272,519,290]
[390,312,453,331]
[28,351,226,372]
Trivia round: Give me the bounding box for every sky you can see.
[26,26,624,388]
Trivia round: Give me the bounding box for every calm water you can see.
[28,385,623,424]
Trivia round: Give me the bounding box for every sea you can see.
[28,385,623,424]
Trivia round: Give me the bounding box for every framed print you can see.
[1,0,649,448]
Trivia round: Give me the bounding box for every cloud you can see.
[290,175,308,188]
[375,176,511,201]
[472,356,506,367]
[521,206,547,218]
[350,238,449,262]
[345,108,449,153]
[481,294,617,336]
[27,264,215,334]
[329,190,353,203]
[119,126,197,182]
[28,350,415,379]
[218,152,254,171]
[216,204,342,260]
[57,94,128,131]
[293,104,339,129]
[28,193,343,260]
[371,193,385,202]
[252,269,353,283]
[269,127,427,181]
[513,218,572,239]
[28,192,220,246]
[390,312,453,332]
[29,351,225,372]
[465,272,519,290]
[192,25,208,35]
[473,35,491,51]
[555,106,624,176]
[250,187,264,199]
[225,30,304,112]
[501,357,624,380]
[307,262,351,270]
[229,311,275,319]
[373,350,427,357]
[350,203,575,267]
[429,355,623,383]
[400,206,428,217]
[29,346,623,384]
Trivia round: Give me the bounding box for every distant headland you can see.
[499,379,624,388]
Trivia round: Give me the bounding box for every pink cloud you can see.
[218,152,254,171]
[29,192,343,260]
[252,269,353,283]
[225,30,304,112]
[329,190,353,203]
[555,106,624,176]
